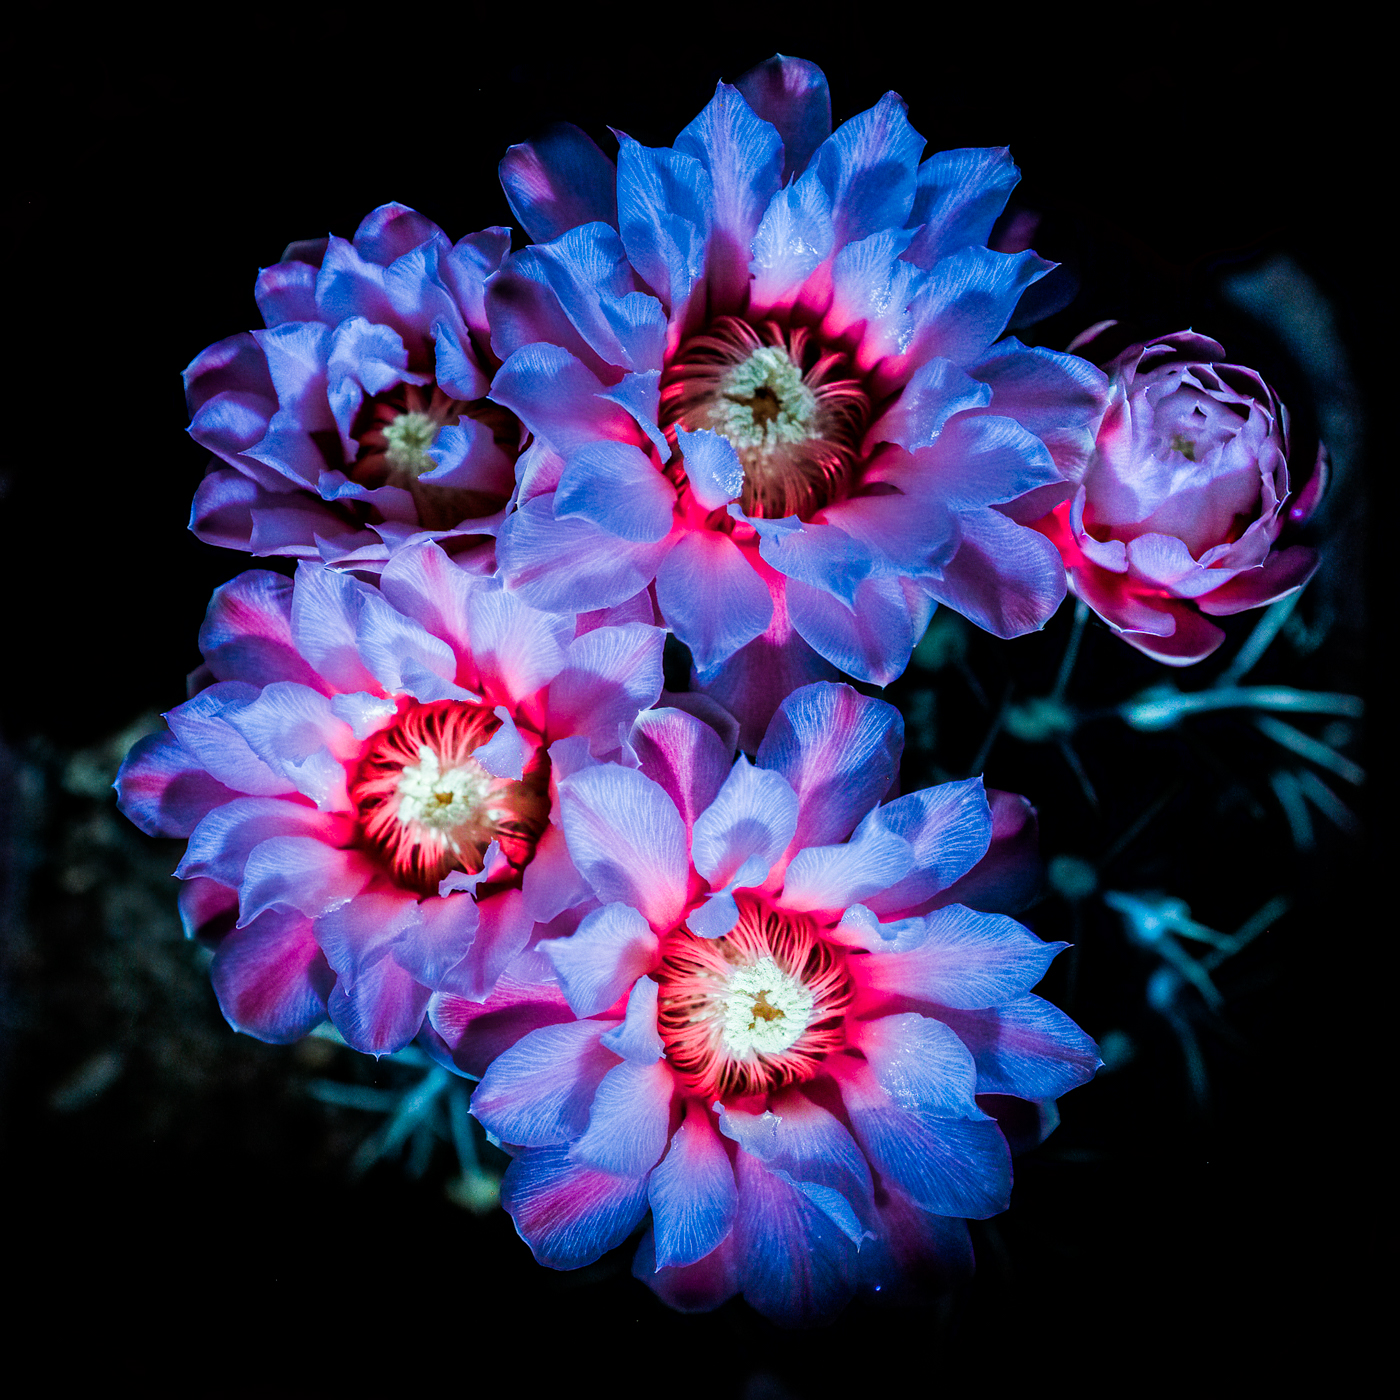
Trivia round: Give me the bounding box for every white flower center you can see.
[711,346,818,458]
[720,956,815,1057]
[395,745,491,831]
[382,410,440,477]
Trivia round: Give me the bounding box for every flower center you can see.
[381,410,441,477]
[347,382,520,530]
[348,699,549,895]
[656,895,852,1099]
[659,316,871,520]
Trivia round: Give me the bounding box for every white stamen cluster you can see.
[382,410,441,477]
[395,745,491,832]
[710,346,817,459]
[720,956,815,1057]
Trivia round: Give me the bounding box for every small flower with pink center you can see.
[116,540,665,1054]
[448,683,1098,1323]
[186,203,521,571]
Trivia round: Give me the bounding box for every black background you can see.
[4,12,1379,1391]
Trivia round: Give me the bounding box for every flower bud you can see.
[1036,331,1323,664]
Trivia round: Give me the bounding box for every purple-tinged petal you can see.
[327,951,431,1056]
[222,681,356,811]
[471,707,524,780]
[730,1147,858,1326]
[810,91,923,246]
[656,528,773,675]
[492,344,641,457]
[352,202,444,266]
[442,228,512,342]
[718,1090,875,1246]
[630,706,733,834]
[748,172,835,313]
[500,123,619,244]
[675,427,744,510]
[472,1020,616,1147]
[734,54,832,182]
[555,440,676,544]
[600,976,664,1063]
[309,888,420,984]
[165,683,295,798]
[962,338,1109,478]
[521,822,593,928]
[179,797,354,888]
[839,1058,1011,1219]
[570,1057,674,1176]
[905,147,1020,268]
[858,904,1066,1010]
[633,1225,741,1313]
[183,331,273,415]
[544,902,659,1018]
[199,571,324,692]
[389,893,480,989]
[596,371,668,460]
[177,878,239,942]
[254,257,319,328]
[189,469,263,554]
[115,731,239,838]
[755,517,874,606]
[691,754,798,891]
[902,246,1051,369]
[498,492,675,615]
[674,81,784,305]
[486,256,621,383]
[440,887,534,1002]
[853,1012,982,1117]
[208,906,333,1044]
[547,623,665,758]
[329,691,397,741]
[874,356,992,454]
[935,996,1102,1099]
[500,1144,651,1270]
[1196,545,1319,616]
[615,134,712,314]
[927,789,1040,915]
[785,574,919,685]
[239,836,374,924]
[857,1186,974,1300]
[649,1098,738,1269]
[863,777,994,917]
[558,765,689,930]
[354,592,468,701]
[926,506,1067,639]
[757,682,903,855]
[289,563,380,694]
[428,969,574,1078]
[780,807,914,913]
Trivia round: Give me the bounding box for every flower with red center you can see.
[450,683,1098,1323]
[115,539,665,1054]
[488,55,1107,743]
[186,203,521,571]
[1035,330,1324,663]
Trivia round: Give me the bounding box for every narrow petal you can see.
[857,904,1066,1009]
[756,683,903,856]
[558,765,689,929]
[209,906,333,1043]
[544,902,659,1018]
[471,1020,616,1147]
[936,996,1102,1098]
[500,1144,651,1270]
[649,1099,738,1269]
[599,976,664,1063]
[571,1058,674,1175]
[499,123,619,243]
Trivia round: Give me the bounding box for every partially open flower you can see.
[115,540,664,1053]
[1036,331,1323,663]
[489,55,1106,742]
[186,204,521,571]
[452,684,1098,1323]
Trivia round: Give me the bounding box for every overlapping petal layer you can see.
[451,684,1098,1324]
[117,542,665,1054]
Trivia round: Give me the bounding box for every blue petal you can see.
[499,123,619,244]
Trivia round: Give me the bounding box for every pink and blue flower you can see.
[447,684,1098,1323]
[488,55,1107,743]
[186,203,520,570]
[116,540,665,1054]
